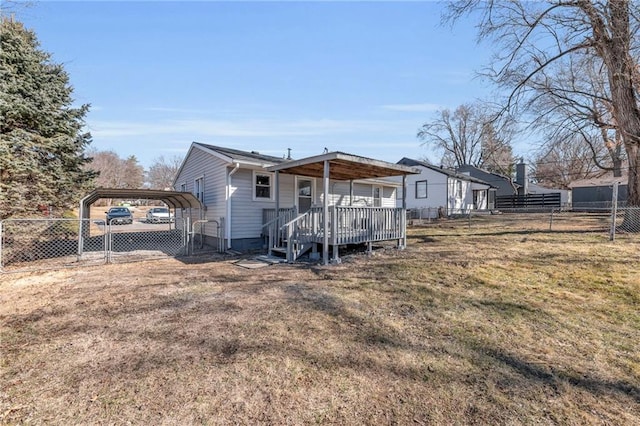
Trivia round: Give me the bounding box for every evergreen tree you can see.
[0,17,95,219]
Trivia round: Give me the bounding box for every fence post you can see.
[105,223,112,264]
[610,181,619,241]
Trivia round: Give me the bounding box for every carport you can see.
[78,188,204,258]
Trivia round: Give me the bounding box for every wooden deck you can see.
[263,206,406,262]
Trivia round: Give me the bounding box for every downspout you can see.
[226,162,240,249]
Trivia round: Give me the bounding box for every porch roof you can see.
[266,151,420,180]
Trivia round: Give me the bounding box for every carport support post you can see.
[77,196,91,258]
[275,171,280,220]
[323,160,329,265]
[78,201,84,258]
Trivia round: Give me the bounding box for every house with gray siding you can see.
[456,164,519,198]
[173,143,415,260]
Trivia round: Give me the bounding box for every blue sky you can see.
[16,0,502,169]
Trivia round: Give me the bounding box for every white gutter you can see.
[226,162,240,249]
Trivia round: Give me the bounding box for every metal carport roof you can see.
[81,188,202,209]
[79,188,203,219]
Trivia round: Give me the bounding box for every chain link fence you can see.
[0,218,195,272]
[407,206,640,241]
[0,219,107,273]
[612,207,640,240]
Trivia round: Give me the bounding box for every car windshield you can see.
[110,208,128,213]
[153,208,169,213]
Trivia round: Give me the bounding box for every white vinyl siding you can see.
[173,147,227,236]
[322,181,396,207]
[394,166,448,210]
[231,169,295,239]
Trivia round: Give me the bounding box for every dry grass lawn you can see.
[1,219,639,424]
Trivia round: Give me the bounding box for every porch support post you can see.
[402,174,407,211]
[323,160,330,265]
[349,180,354,206]
[272,170,280,257]
[275,170,280,217]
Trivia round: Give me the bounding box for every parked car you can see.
[146,207,173,223]
[105,207,133,225]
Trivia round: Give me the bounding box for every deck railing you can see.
[264,206,406,261]
[331,206,405,245]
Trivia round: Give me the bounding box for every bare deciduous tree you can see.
[146,155,183,190]
[418,102,515,173]
[525,52,625,178]
[532,135,607,189]
[447,0,640,219]
[86,149,144,189]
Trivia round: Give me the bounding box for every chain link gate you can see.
[106,218,189,263]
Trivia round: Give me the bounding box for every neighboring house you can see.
[173,143,418,263]
[457,162,569,209]
[569,173,628,208]
[456,164,519,197]
[395,158,494,216]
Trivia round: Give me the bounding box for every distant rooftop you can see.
[397,158,495,187]
[569,172,628,188]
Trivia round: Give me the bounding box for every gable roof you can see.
[193,142,288,166]
[397,158,495,187]
[455,164,518,184]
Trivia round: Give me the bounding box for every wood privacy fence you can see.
[495,193,561,210]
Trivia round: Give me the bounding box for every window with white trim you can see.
[415,180,428,199]
[253,172,273,200]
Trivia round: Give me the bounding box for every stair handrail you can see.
[262,207,296,255]
[282,207,323,262]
